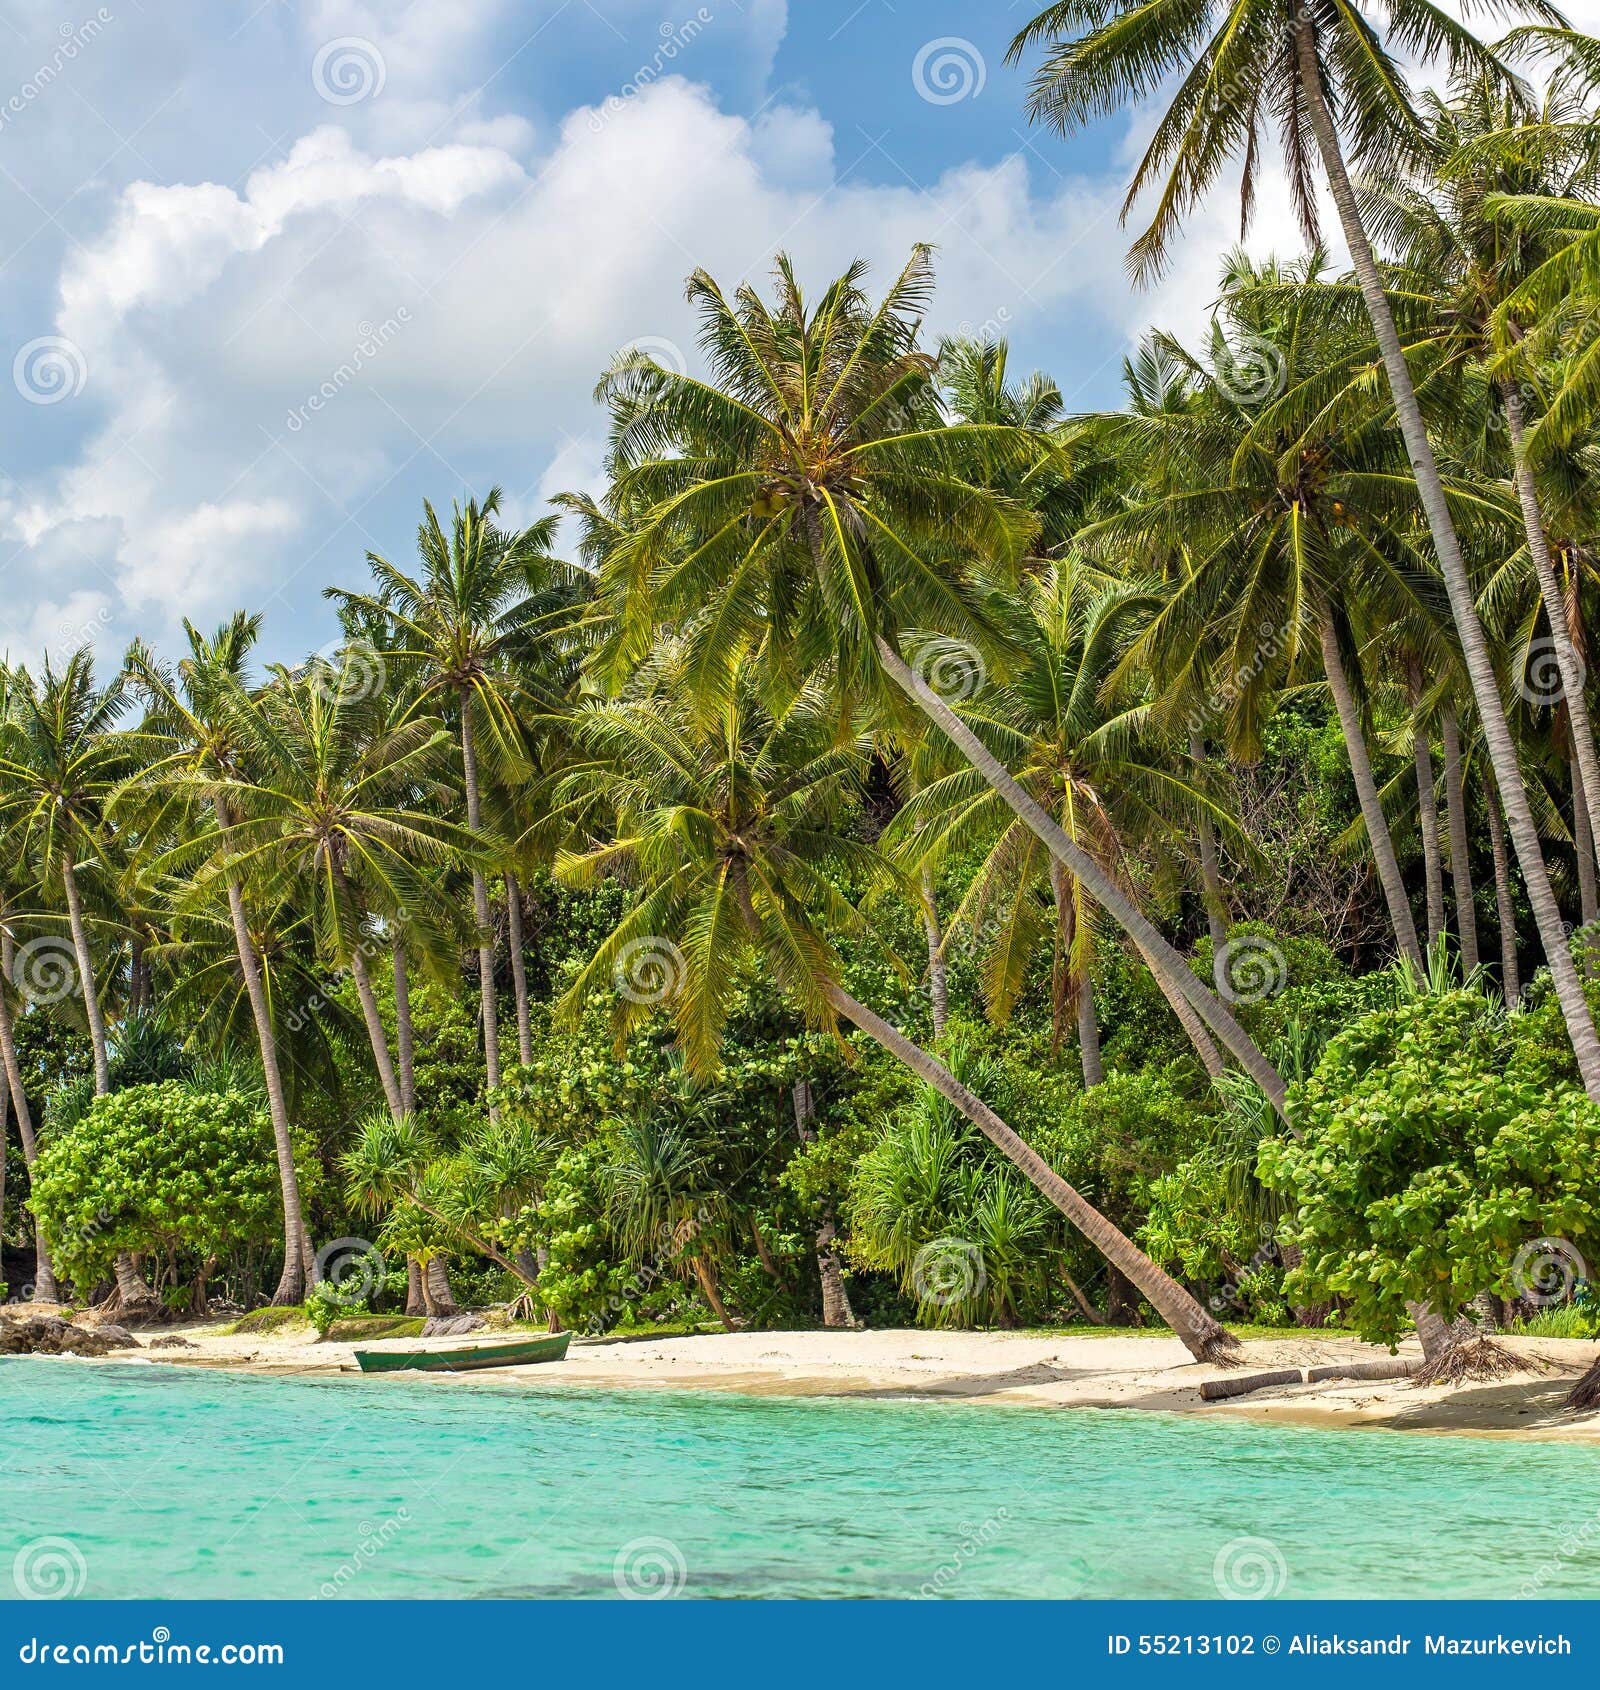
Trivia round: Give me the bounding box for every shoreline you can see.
[53,1319,1600,1442]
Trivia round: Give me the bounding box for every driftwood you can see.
[1305,1358,1420,1383]
[1199,1368,1304,1401]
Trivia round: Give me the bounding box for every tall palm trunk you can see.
[877,638,1287,1114]
[1315,605,1423,968]
[1136,933,1223,1078]
[1408,662,1445,949]
[1294,9,1600,1100]
[348,940,405,1119]
[459,706,501,1121]
[821,979,1238,1363]
[215,802,311,1303]
[392,937,416,1115]
[793,1079,855,1327]
[1050,860,1104,1082]
[920,863,948,1041]
[0,934,58,1301]
[1502,382,1600,852]
[60,857,109,1096]
[1574,749,1598,931]
[1485,772,1521,1003]
[1440,711,1479,974]
[505,869,534,1067]
[1077,983,1104,1088]
[1188,730,1229,955]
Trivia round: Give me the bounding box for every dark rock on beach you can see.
[0,1313,142,1357]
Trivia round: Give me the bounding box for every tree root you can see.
[1412,1334,1521,1386]
[1566,1357,1600,1412]
[1199,1328,1244,1368]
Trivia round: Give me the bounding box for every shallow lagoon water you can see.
[3,1357,1597,1599]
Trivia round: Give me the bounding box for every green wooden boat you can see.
[353,1331,572,1374]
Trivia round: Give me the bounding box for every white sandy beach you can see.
[69,1318,1600,1441]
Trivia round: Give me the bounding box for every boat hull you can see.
[353,1332,572,1374]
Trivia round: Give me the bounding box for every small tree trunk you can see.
[460,707,502,1122]
[690,1254,735,1332]
[60,857,109,1095]
[920,863,948,1041]
[405,1256,426,1316]
[877,637,1287,1114]
[822,980,1239,1363]
[1408,661,1445,950]
[393,939,416,1116]
[1441,710,1479,974]
[1077,977,1104,1089]
[1485,772,1521,1004]
[505,869,534,1067]
[1189,730,1230,956]
[793,1079,855,1328]
[425,1257,459,1317]
[0,944,59,1302]
[1315,605,1423,968]
[1294,7,1600,1102]
[114,1253,153,1311]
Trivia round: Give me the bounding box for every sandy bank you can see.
[60,1317,1600,1440]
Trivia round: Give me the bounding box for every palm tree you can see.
[552,656,1240,1362]
[122,617,317,1302]
[1010,0,1600,1099]
[330,493,568,1119]
[589,248,1286,1109]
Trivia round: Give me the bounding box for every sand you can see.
[62,1317,1600,1441]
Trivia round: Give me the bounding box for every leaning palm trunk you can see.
[1485,772,1521,1003]
[793,1080,855,1327]
[877,639,1287,1114]
[1408,663,1445,949]
[392,938,416,1115]
[215,800,311,1303]
[1315,605,1423,968]
[60,857,109,1095]
[1440,711,1479,974]
[505,870,534,1067]
[1293,9,1600,1100]
[1502,382,1600,854]
[459,708,502,1121]
[1134,934,1223,1079]
[821,980,1239,1363]
[0,950,58,1302]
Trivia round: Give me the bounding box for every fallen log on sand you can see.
[1305,1358,1420,1383]
[1199,1368,1304,1401]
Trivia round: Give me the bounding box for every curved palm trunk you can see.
[920,863,949,1041]
[1408,663,1445,949]
[459,708,502,1121]
[793,1079,855,1327]
[60,857,109,1096]
[822,979,1239,1363]
[0,949,58,1302]
[690,1253,736,1332]
[1295,10,1600,1100]
[1188,731,1230,955]
[878,638,1287,1115]
[348,940,404,1118]
[393,938,416,1115]
[214,802,310,1304]
[425,1257,459,1317]
[1502,382,1600,853]
[1440,711,1479,974]
[406,1256,426,1316]
[1485,772,1521,1003]
[505,870,534,1067]
[1315,607,1423,968]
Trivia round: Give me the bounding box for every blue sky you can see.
[0,0,1311,669]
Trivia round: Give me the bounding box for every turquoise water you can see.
[3,1357,1599,1600]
